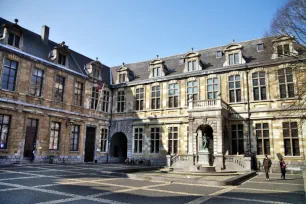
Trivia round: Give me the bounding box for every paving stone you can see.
[0,189,69,204]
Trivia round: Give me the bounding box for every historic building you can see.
[0,17,305,172]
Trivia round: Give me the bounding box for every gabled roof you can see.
[0,17,110,84]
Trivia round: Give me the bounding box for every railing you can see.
[189,98,228,110]
[224,155,252,171]
[170,154,191,166]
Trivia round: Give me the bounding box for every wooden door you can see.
[84,127,96,162]
[24,119,38,158]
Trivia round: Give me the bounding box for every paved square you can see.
[0,164,304,204]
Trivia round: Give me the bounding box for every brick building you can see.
[0,17,305,171]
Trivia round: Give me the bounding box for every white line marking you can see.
[216,195,291,204]
[237,187,305,195]
[248,181,304,186]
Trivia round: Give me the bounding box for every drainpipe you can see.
[246,69,251,155]
[107,72,114,163]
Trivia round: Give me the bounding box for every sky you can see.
[0,0,288,67]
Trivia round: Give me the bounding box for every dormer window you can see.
[183,50,201,73]
[223,43,246,67]
[229,53,239,65]
[257,43,264,52]
[216,51,222,58]
[58,53,66,66]
[119,73,126,83]
[92,67,100,79]
[187,60,197,72]
[152,67,161,77]
[8,33,20,48]
[149,56,166,78]
[271,35,298,59]
[277,44,290,56]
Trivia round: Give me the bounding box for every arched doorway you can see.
[196,124,214,165]
[110,132,127,162]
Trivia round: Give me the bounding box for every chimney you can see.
[41,25,49,45]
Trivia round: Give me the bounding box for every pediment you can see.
[117,63,130,72]
[184,52,200,59]
[150,58,164,65]
[224,43,243,52]
[272,35,294,43]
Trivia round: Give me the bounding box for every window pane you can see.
[284,139,291,156]
[293,139,300,156]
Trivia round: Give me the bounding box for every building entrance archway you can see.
[110,132,127,162]
[196,124,214,165]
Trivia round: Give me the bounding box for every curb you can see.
[109,171,257,186]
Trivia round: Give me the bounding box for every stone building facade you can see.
[0,17,305,171]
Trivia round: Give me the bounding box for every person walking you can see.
[280,158,286,180]
[263,154,272,180]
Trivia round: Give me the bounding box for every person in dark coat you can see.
[263,154,272,180]
[280,158,286,180]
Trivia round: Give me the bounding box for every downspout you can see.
[246,69,251,155]
[107,69,113,163]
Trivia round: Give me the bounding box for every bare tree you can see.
[267,0,306,122]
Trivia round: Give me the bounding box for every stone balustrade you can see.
[189,98,227,110]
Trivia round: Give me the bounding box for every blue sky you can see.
[0,0,288,66]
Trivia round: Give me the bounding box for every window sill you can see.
[275,97,298,101]
[26,94,44,100]
[49,150,59,152]
[250,100,273,103]
[0,89,16,94]
[228,102,247,105]
[69,151,80,153]
[0,149,9,153]
[132,110,147,113]
[71,104,84,108]
[165,107,182,110]
[283,156,304,160]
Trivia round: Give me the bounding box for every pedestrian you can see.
[31,143,36,162]
[263,154,272,180]
[280,158,286,180]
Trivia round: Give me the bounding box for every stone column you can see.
[188,118,194,155]
[214,117,224,171]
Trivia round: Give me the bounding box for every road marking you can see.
[0,176,44,181]
[248,181,304,186]
[237,187,305,195]
[0,187,23,192]
[185,196,212,204]
[216,195,291,204]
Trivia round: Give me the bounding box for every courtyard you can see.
[0,164,304,204]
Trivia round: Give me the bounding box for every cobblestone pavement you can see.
[0,164,304,204]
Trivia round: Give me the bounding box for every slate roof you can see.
[0,17,110,84]
[111,38,305,84]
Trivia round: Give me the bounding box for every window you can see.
[102,91,110,112]
[54,75,65,102]
[255,123,270,155]
[91,87,100,110]
[30,68,44,97]
[168,127,178,155]
[101,128,108,152]
[134,128,143,153]
[283,122,299,156]
[117,91,125,112]
[231,124,244,155]
[252,72,266,100]
[70,125,80,151]
[93,68,100,79]
[278,68,295,98]
[152,67,161,77]
[58,53,66,66]
[207,78,218,99]
[187,81,198,100]
[187,60,197,71]
[257,43,264,52]
[0,115,10,149]
[8,33,20,48]
[277,44,290,56]
[150,127,160,153]
[168,83,178,108]
[229,53,239,65]
[151,85,160,109]
[216,51,222,58]
[135,88,144,111]
[229,75,241,103]
[49,122,60,150]
[119,73,126,83]
[74,82,83,106]
[2,59,18,91]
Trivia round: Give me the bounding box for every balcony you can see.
[188,98,228,111]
